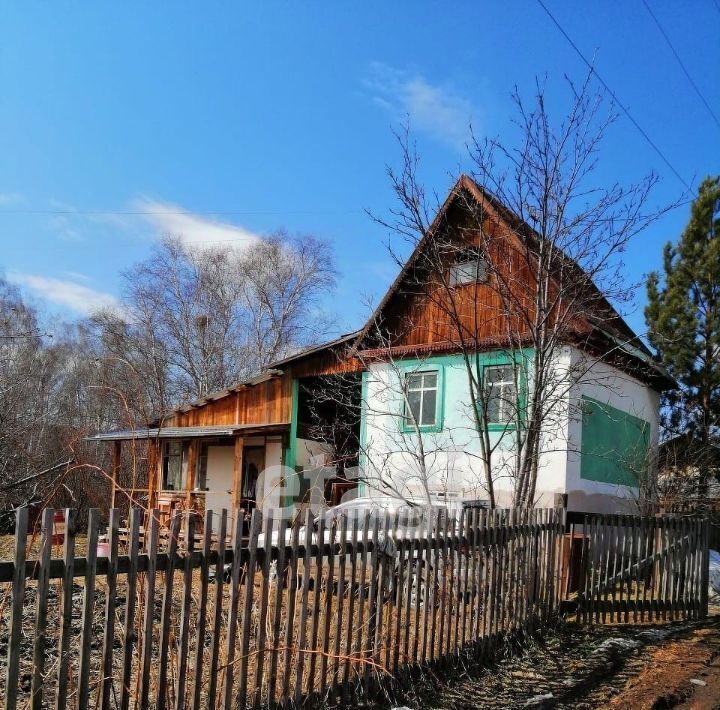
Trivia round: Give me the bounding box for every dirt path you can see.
[396,616,720,710]
[606,620,720,709]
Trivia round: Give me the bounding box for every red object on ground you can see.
[52,510,65,545]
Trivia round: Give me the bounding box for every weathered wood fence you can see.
[0,506,565,709]
[566,513,711,624]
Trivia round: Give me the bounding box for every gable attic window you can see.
[448,248,489,286]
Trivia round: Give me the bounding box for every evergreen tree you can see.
[645,176,720,494]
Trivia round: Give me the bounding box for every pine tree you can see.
[645,176,720,495]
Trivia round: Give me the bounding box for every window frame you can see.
[480,359,524,432]
[162,440,184,490]
[448,250,489,287]
[400,365,444,434]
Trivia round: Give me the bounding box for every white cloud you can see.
[133,197,263,250]
[364,62,475,150]
[9,272,121,316]
[0,192,23,206]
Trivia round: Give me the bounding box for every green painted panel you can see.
[580,396,650,486]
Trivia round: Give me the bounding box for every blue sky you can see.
[1,2,718,339]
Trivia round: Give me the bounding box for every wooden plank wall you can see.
[167,348,362,429]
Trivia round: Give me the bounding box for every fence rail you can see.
[0,506,565,709]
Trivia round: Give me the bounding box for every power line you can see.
[642,0,720,131]
[535,0,693,193]
[0,207,363,217]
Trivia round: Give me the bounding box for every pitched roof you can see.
[356,174,648,354]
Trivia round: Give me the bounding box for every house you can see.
[89,176,673,523]
[657,432,720,509]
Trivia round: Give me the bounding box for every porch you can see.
[88,423,289,532]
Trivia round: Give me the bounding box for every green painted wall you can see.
[579,395,650,486]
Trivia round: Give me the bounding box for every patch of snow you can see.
[709,550,720,601]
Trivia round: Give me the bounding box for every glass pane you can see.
[487,365,512,384]
[486,395,501,424]
[406,373,424,391]
[422,372,437,389]
[406,389,422,424]
[421,389,437,426]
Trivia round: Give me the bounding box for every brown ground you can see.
[606,616,720,710]
[408,613,720,710]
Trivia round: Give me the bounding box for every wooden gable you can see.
[359,179,543,353]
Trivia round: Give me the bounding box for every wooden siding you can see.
[377,207,541,350]
[164,348,363,429]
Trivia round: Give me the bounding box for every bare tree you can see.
[92,232,337,411]
[370,70,675,507]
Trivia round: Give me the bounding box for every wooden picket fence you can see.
[566,513,711,625]
[0,505,565,709]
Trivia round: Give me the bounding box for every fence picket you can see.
[307,514,326,697]
[236,509,260,710]
[294,509,314,703]
[206,510,227,709]
[282,514,302,705]
[252,511,274,710]
[318,516,337,700]
[267,517,289,706]
[119,509,140,710]
[78,509,100,710]
[30,508,53,710]
[156,512,181,710]
[191,510,213,710]
[99,508,120,710]
[342,513,360,698]
[332,513,349,699]
[174,512,195,710]
[353,511,371,687]
[56,508,77,710]
[222,511,246,709]
[5,506,28,710]
[138,510,159,710]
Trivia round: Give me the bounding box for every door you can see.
[204,445,234,520]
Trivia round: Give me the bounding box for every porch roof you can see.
[86,422,289,442]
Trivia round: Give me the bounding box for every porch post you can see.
[185,439,199,512]
[111,439,122,509]
[231,436,244,515]
[148,438,161,510]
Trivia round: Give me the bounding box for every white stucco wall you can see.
[565,346,660,513]
[360,351,571,507]
[360,347,661,513]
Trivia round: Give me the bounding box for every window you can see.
[404,371,438,428]
[449,251,488,286]
[162,441,183,490]
[484,365,517,425]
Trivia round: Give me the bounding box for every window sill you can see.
[400,423,444,435]
[486,422,517,433]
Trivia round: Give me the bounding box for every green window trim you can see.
[580,395,650,486]
[399,363,445,434]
